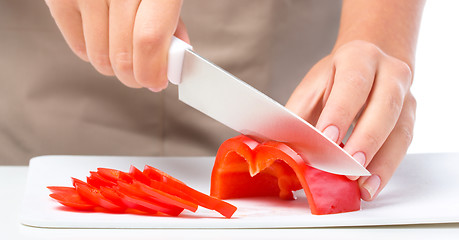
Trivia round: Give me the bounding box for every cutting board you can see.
[20,153,459,228]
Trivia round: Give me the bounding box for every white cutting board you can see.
[20,153,459,228]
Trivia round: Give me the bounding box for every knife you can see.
[167,37,370,176]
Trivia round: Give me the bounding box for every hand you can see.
[44,0,188,91]
[286,40,416,201]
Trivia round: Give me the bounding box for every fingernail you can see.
[353,152,366,166]
[346,152,367,181]
[148,85,166,92]
[322,125,339,143]
[361,174,381,200]
[347,173,361,181]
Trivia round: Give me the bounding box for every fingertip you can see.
[133,46,169,90]
[89,60,115,76]
[346,175,359,181]
[322,125,340,143]
[352,151,367,166]
[345,151,367,180]
[86,51,114,76]
[147,80,169,92]
[135,67,169,90]
[359,174,381,201]
[174,18,190,44]
[72,44,89,62]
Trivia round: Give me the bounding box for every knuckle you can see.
[359,41,381,59]
[111,52,133,74]
[89,53,113,74]
[395,122,415,147]
[135,29,166,51]
[334,41,383,70]
[384,76,408,116]
[393,93,417,148]
[330,104,353,124]
[338,40,382,58]
[90,53,110,67]
[387,88,404,115]
[406,93,417,111]
[390,58,413,85]
[344,70,370,90]
[361,132,382,152]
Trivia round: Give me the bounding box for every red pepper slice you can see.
[47,186,95,210]
[128,166,198,212]
[47,186,77,194]
[133,181,198,212]
[99,186,129,209]
[211,135,361,215]
[143,165,237,218]
[87,171,116,188]
[129,166,152,185]
[143,165,186,184]
[74,180,126,212]
[116,181,184,216]
[97,168,133,184]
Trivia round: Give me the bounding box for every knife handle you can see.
[168,36,193,85]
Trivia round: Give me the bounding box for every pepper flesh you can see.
[210,135,361,215]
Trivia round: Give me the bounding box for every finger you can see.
[285,57,334,125]
[344,58,412,170]
[315,43,377,145]
[174,18,190,44]
[109,0,142,88]
[45,0,88,61]
[358,92,416,201]
[133,0,183,91]
[79,0,114,76]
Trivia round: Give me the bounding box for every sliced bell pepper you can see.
[87,171,116,188]
[97,168,133,184]
[47,186,95,210]
[128,166,152,185]
[133,180,198,213]
[99,186,129,209]
[210,135,361,215]
[48,165,237,218]
[143,165,237,218]
[116,181,184,216]
[73,179,126,212]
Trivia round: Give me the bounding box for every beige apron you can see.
[0,0,341,165]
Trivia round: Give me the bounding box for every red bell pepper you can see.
[210,135,361,215]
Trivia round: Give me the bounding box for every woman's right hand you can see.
[44,0,188,91]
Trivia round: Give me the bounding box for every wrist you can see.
[333,0,425,73]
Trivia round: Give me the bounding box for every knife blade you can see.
[167,37,370,176]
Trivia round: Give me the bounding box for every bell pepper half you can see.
[210,135,361,215]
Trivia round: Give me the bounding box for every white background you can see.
[408,0,459,153]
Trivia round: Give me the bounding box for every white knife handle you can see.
[168,36,193,85]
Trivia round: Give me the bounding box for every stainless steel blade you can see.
[178,50,370,176]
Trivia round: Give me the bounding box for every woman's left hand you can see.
[286,40,417,201]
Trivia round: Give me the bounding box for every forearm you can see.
[334,0,425,71]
